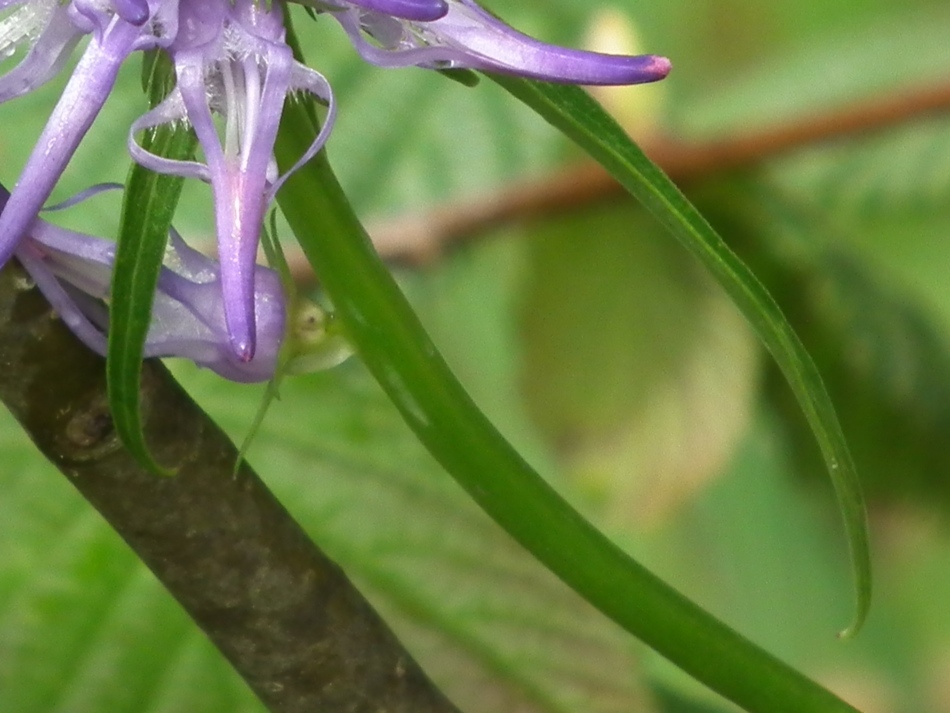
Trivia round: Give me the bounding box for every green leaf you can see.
[273,84,859,713]
[109,55,196,475]
[436,68,481,87]
[491,76,870,637]
[651,685,732,713]
[696,176,950,511]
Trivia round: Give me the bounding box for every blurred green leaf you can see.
[5,1,950,711]
[777,118,950,222]
[517,202,759,526]
[696,177,950,509]
[0,428,265,713]
[213,367,655,713]
[672,4,950,134]
[0,351,653,713]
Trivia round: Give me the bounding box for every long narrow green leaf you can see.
[491,76,871,637]
[109,55,195,475]
[273,84,859,713]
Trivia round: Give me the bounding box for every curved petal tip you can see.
[649,55,672,80]
[231,335,256,363]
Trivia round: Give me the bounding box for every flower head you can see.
[0,0,669,374]
[6,184,286,382]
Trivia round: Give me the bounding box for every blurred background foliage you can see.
[2,0,950,711]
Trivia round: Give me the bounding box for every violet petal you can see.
[0,1,84,101]
[343,0,448,22]
[3,184,286,383]
[331,0,670,85]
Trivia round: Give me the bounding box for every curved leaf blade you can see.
[490,76,870,636]
[273,99,859,713]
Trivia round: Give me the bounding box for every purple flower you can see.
[0,0,84,102]
[0,0,177,294]
[0,0,669,368]
[6,185,286,383]
[317,0,671,84]
[128,0,335,362]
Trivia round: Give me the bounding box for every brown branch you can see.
[0,260,461,713]
[286,79,950,279]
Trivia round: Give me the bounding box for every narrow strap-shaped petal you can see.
[0,2,84,101]
[266,63,336,200]
[1,187,112,347]
[343,0,448,22]
[128,91,212,182]
[174,44,296,362]
[0,19,143,270]
[332,0,670,85]
[225,44,295,359]
[173,49,256,354]
[42,182,125,212]
[17,242,111,354]
[434,0,670,84]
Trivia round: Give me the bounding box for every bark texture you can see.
[0,260,460,713]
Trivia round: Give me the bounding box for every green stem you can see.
[274,101,860,713]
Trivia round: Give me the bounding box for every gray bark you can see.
[0,260,461,713]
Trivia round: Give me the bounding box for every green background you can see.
[2,1,950,711]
